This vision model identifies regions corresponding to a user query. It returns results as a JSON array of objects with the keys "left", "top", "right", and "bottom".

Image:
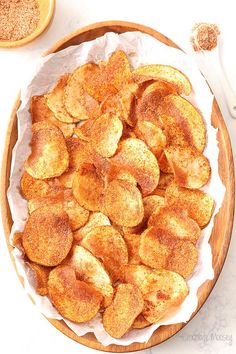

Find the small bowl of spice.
[{"left": 0, "top": 0, "right": 55, "bottom": 48}]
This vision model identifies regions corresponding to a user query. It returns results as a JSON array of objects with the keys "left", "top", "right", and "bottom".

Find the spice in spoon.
[
  {"left": 191, "top": 23, "right": 220, "bottom": 51},
  {"left": 0, "top": 0, "right": 40, "bottom": 41}
]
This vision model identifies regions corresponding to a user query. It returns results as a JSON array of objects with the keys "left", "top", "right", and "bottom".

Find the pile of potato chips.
[{"left": 15, "top": 50, "right": 215, "bottom": 338}]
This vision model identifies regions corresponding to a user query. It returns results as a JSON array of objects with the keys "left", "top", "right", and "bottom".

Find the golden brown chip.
[
  {"left": 158, "top": 95, "right": 206, "bottom": 152},
  {"left": 90, "top": 113, "right": 123, "bottom": 157},
  {"left": 111, "top": 138, "right": 160, "bottom": 195},
  {"left": 66, "top": 246, "right": 113, "bottom": 307},
  {"left": 73, "top": 212, "right": 111, "bottom": 243},
  {"left": 165, "top": 146, "right": 211, "bottom": 189},
  {"left": 143, "top": 195, "right": 165, "bottom": 220},
  {"left": 81, "top": 225, "right": 128, "bottom": 281},
  {"left": 102, "top": 283, "right": 143, "bottom": 338},
  {"left": 25, "top": 122, "right": 69, "bottom": 179},
  {"left": 22, "top": 206, "right": 73, "bottom": 266},
  {"left": 48, "top": 266, "right": 102, "bottom": 322},
  {"left": 26, "top": 262, "right": 51, "bottom": 296},
  {"left": 132, "top": 314, "right": 151, "bottom": 329},
  {"left": 103, "top": 179, "right": 144, "bottom": 227},
  {"left": 73, "top": 119, "right": 95, "bottom": 141},
  {"left": 158, "top": 172, "right": 174, "bottom": 190},
  {"left": 46, "top": 75, "right": 79, "bottom": 123},
  {"left": 30, "top": 95, "right": 75, "bottom": 138},
  {"left": 142, "top": 81, "right": 176, "bottom": 97},
  {"left": 107, "top": 166, "right": 137, "bottom": 186},
  {"left": 165, "top": 181, "right": 214, "bottom": 228},
  {"left": 132, "top": 65, "right": 191, "bottom": 96},
  {"left": 123, "top": 233, "right": 141, "bottom": 265},
  {"left": 148, "top": 206, "right": 201, "bottom": 244},
  {"left": 63, "top": 65, "right": 101, "bottom": 120},
  {"left": 158, "top": 151, "right": 173, "bottom": 174},
  {"left": 72, "top": 163, "right": 105, "bottom": 211},
  {"left": 20, "top": 172, "right": 51, "bottom": 200}
]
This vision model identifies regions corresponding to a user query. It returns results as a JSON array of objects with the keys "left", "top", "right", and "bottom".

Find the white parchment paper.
[{"left": 7, "top": 31, "right": 225, "bottom": 346}]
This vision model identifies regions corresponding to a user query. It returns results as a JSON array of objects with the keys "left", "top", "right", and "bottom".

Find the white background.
[{"left": 0, "top": 1, "right": 235, "bottom": 353}]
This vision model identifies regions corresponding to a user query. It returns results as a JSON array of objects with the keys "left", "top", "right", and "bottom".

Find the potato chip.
[
  {"left": 119, "top": 264, "right": 153, "bottom": 287},
  {"left": 158, "top": 172, "right": 174, "bottom": 190},
  {"left": 81, "top": 225, "right": 128, "bottom": 281},
  {"left": 72, "top": 163, "right": 105, "bottom": 211},
  {"left": 103, "top": 179, "right": 144, "bottom": 227},
  {"left": 48, "top": 266, "right": 102, "bottom": 323},
  {"left": 165, "top": 181, "right": 214, "bottom": 227},
  {"left": 107, "top": 166, "right": 137, "bottom": 186},
  {"left": 73, "top": 119, "right": 95, "bottom": 141},
  {"left": 158, "top": 95, "right": 206, "bottom": 152},
  {"left": 148, "top": 206, "right": 201, "bottom": 244},
  {"left": 30, "top": 95, "right": 75, "bottom": 138},
  {"left": 134, "top": 120, "right": 166, "bottom": 158},
  {"left": 26, "top": 262, "right": 51, "bottom": 296},
  {"left": 25, "top": 122, "right": 69, "bottom": 179},
  {"left": 66, "top": 246, "right": 113, "bottom": 307},
  {"left": 64, "top": 65, "right": 101, "bottom": 119},
  {"left": 142, "top": 81, "right": 176, "bottom": 97},
  {"left": 123, "top": 233, "right": 141, "bottom": 265},
  {"left": 20, "top": 171, "right": 51, "bottom": 200},
  {"left": 132, "top": 65, "right": 191, "bottom": 96},
  {"left": 90, "top": 113, "right": 123, "bottom": 157},
  {"left": 158, "top": 151, "right": 173, "bottom": 174},
  {"left": 103, "top": 283, "right": 143, "bottom": 338},
  {"left": 111, "top": 138, "right": 160, "bottom": 195},
  {"left": 165, "top": 146, "right": 211, "bottom": 189},
  {"left": 132, "top": 314, "right": 151, "bottom": 329},
  {"left": 73, "top": 212, "right": 111, "bottom": 243},
  {"left": 143, "top": 195, "right": 165, "bottom": 221},
  {"left": 22, "top": 206, "right": 73, "bottom": 266}
]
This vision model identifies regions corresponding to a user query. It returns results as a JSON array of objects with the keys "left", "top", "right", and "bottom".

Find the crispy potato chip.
[
  {"left": 103, "top": 179, "right": 144, "bottom": 227},
  {"left": 72, "top": 163, "right": 105, "bottom": 211},
  {"left": 73, "top": 212, "right": 111, "bottom": 243},
  {"left": 81, "top": 225, "right": 128, "bottom": 281},
  {"left": 132, "top": 65, "right": 191, "bottom": 96},
  {"left": 22, "top": 206, "right": 73, "bottom": 266},
  {"left": 48, "top": 266, "right": 102, "bottom": 322},
  {"left": 66, "top": 246, "right": 113, "bottom": 307},
  {"left": 111, "top": 138, "right": 160, "bottom": 195},
  {"left": 46, "top": 75, "right": 79, "bottom": 123},
  {"left": 25, "top": 122, "right": 69, "bottom": 179},
  {"left": 148, "top": 206, "right": 201, "bottom": 244},
  {"left": 107, "top": 166, "right": 137, "bottom": 186},
  {"left": 134, "top": 120, "right": 166, "bottom": 158},
  {"left": 30, "top": 95, "right": 75, "bottom": 138},
  {"left": 20, "top": 171, "right": 51, "bottom": 200},
  {"left": 132, "top": 314, "right": 150, "bottom": 329},
  {"left": 165, "top": 181, "right": 214, "bottom": 227},
  {"left": 103, "top": 283, "right": 143, "bottom": 338},
  {"left": 63, "top": 65, "right": 101, "bottom": 120},
  {"left": 158, "top": 95, "right": 206, "bottom": 152},
  {"left": 158, "top": 172, "right": 174, "bottom": 190},
  {"left": 158, "top": 151, "right": 173, "bottom": 174},
  {"left": 143, "top": 195, "right": 165, "bottom": 221},
  {"left": 120, "top": 265, "right": 188, "bottom": 323},
  {"left": 123, "top": 233, "right": 141, "bottom": 265},
  {"left": 165, "top": 146, "right": 211, "bottom": 189},
  {"left": 73, "top": 119, "right": 95, "bottom": 141},
  {"left": 142, "top": 81, "right": 176, "bottom": 97},
  {"left": 90, "top": 113, "right": 123, "bottom": 157},
  {"left": 26, "top": 262, "right": 50, "bottom": 296}
]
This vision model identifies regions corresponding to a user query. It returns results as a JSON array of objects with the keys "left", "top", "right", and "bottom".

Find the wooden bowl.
[
  {"left": 0, "top": 0, "right": 55, "bottom": 48},
  {"left": 1, "top": 21, "right": 235, "bottom": 352}
]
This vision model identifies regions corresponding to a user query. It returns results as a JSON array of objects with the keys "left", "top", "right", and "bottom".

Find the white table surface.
[{"left": 0, "top": 1, "right": 235, "bottom": 353}]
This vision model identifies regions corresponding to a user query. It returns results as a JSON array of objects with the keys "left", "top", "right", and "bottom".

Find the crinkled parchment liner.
[{"left": 7, "top": 32, "right": 225, "bottom": 346}]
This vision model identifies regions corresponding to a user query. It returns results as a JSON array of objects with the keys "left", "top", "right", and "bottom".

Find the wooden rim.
[{"left": 1, "top": 21, "right": 235, "bottom": 352}]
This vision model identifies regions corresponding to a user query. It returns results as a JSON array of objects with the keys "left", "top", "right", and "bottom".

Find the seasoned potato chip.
[
  {"left": 103, "top": 179, "right": 144, "bottom": 227},
  {"left": 158, "top": 95, "right": 206, "bottom": 152},
  {"left": 103, "top": 283, "right": 143, "bottom": 338},
  {"left": 72, "top": 163, "right": 105, "bottom": 211},
  {"left": 73, "top": 212, "right": 110, "bottom": 243},
  {"left": 73, "top": 119, "right": 95, "bottom": 141},
  {"left": 132, "top": 65, "right": 191, "bottom": 96},
  {"left": 123, "top": 233, "right": 141, "bottom": 265},
  {"left": 26, "top": 262, "right": 50, "bottom": 296},
  {"left": 158, "top": 172, "right": 174, "bottom": 190},
  {"left": 166, "top": 181, "right": 214, "bottom": 228},
  {"left": 81, "top": 225, "right": 128, "bottom": 281},
  {"left": 119, "top": 264, "right": 153, "bottom": 287},
  {"left": 111, "top": 138, "right": 160, "bottom": 195},
  {"left": 64, "top": 65, "right": 101, "bottom": 120},
  {"left": 134, "top": 120, "right": 166, "bottom": 158},
  {"left": 22, "top": 206, "right": 73, "bottom": 266},
  {"left": 165, "top": 146, "right": 211, "bottom": 189},
  {"left": 142, "top": 81, "right": 176, "bottom": 97},
  {"left": 132, "top": 314, "right": 151, "bottom": 329},
  {"left": 20, "top": 171, "right": 51, "bottom": 200},
  {"left": 46, "top": 75, "right": 79, "bottom": 123},
  {"left": 48, "top": 266, "right": 102, "bottom": 322},
  {"left": 66, "top": 246, "right": 113, "bottom": 307},
  {"left": 25, "top": 122, "right": 69, "bottom": 179},
  {"left": 107, "top": 166, "right": 137, "bottom": 186},
  {"left": 148, "top": 206, "right": 201, "bottom": 244},
  {"left": 143, "top": 195, "right": 165, "bottom": 220},
  {"left": 158, "top": 151, "right": 173, "bottom": 174},
  {"left": 90, "top": 113, "right": 123, "bottom": 157},
  {"left": 30, "top": 95, "right": 75, "bottom": 138}
]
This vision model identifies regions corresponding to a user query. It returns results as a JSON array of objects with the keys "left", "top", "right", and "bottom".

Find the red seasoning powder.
[
  {"left": 191, "top": 23, "right": 220, "bottom": 51},
  {"left": 0, "top": 0, "right": 40, "bottom": 41}
]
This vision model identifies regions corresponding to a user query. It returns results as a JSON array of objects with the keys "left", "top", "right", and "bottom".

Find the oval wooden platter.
[{"left": 1, "top": 21, "right": 235, "bottom": 352}]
